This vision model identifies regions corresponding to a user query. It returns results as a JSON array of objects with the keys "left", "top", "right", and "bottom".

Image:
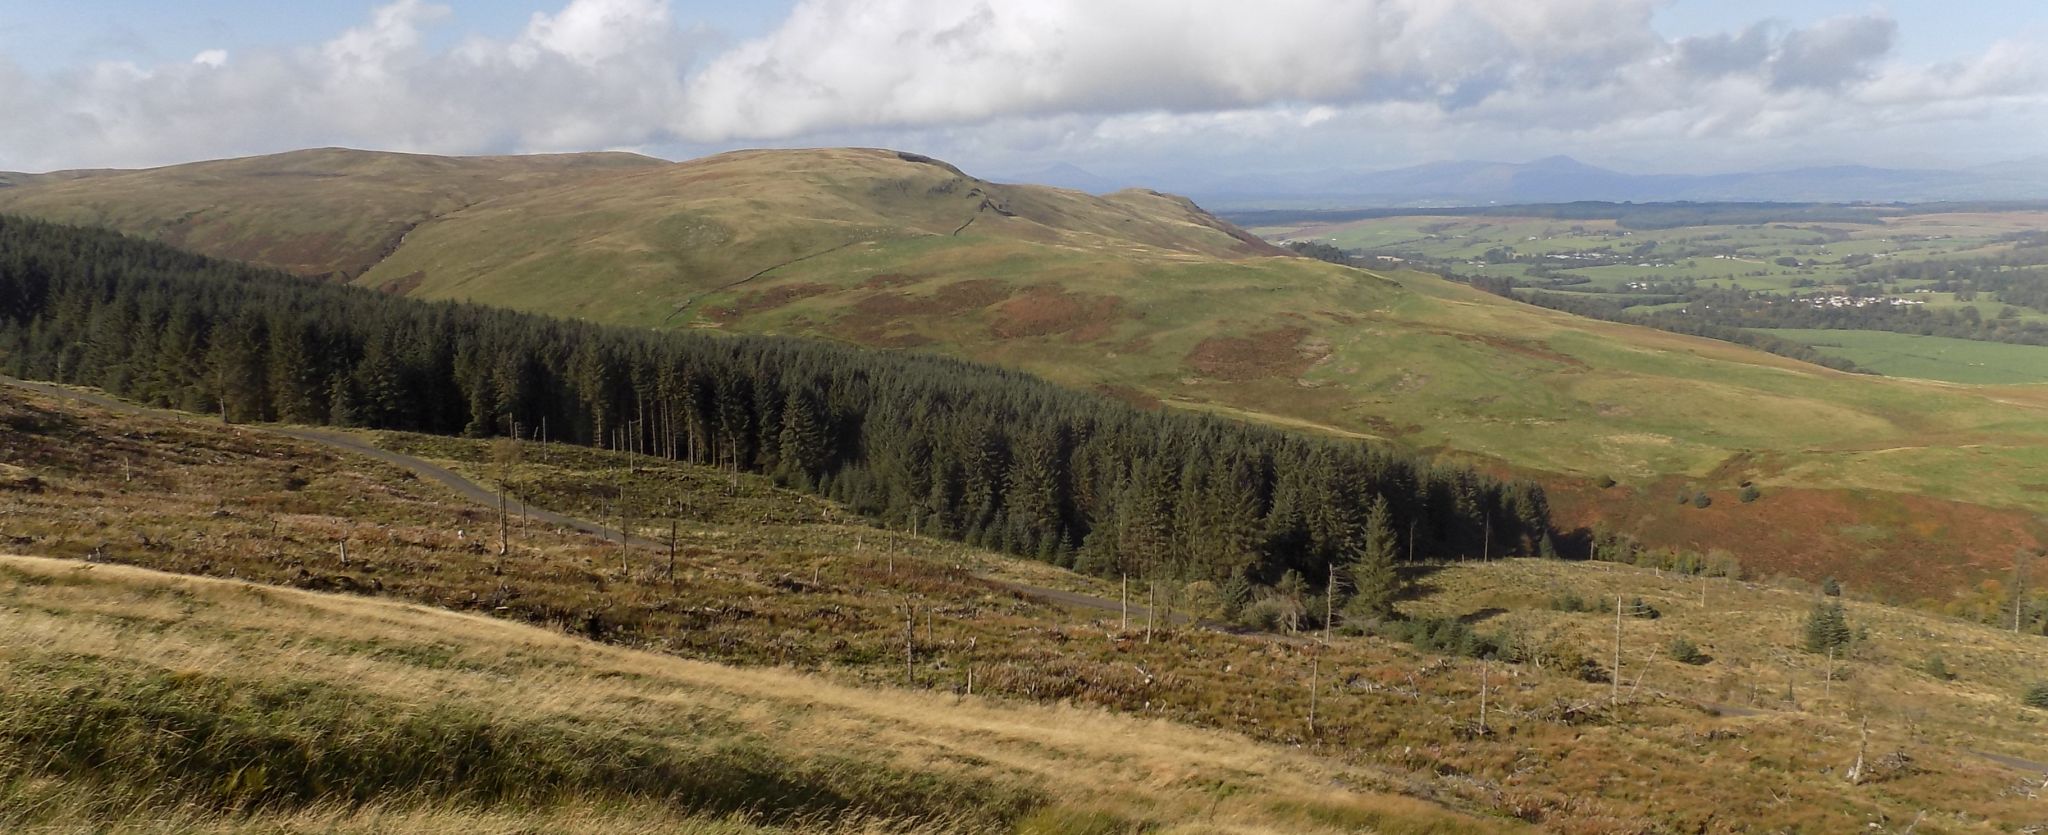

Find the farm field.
[
  {"left": 1255, "top": 209, "right": 2044, "bottom": 294},
  {"left": 9, "top": 381, "right": 2048, "bottom": 832},
  {"left": 1753, "top": 328, "right": 2048, "bottom": 384}
]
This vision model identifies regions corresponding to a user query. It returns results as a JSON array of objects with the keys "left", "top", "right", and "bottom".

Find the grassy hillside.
[
  {"left": 0, "top": 148, "right": 663, "bottom": 277},
  {"left": 354, "top": 147, "right": 1281, "bottom": 324},
  {"left": 2, "top": 555, "right": 1515, "bottom": 834},
  {"left": 8, "top": 147, "right": 2048, "bottom": 596},
  {"left": 10, "top": 381, "right": 2048, "bottom": 831}
]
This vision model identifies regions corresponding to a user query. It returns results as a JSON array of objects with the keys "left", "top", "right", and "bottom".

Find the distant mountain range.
[{"left": 1002, "top": 155, "right": 2048, "bottom": 209}]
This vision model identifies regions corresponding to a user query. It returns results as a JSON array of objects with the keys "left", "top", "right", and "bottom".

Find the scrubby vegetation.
[{"left": 9, "top": 385, "right": 2048, "bottom": 830}]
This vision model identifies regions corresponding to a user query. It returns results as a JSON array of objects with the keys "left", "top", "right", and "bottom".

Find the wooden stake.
[
  {"left": 904, "top": 602, "right": 916, "bottom": 684},
  {"left": 1121, "top": 574, "right": 1129, "bottom": 632}
]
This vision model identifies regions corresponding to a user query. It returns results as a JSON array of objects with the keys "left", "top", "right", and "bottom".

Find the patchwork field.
[
  {"left": 1753, "top": 328, "right": 2048, "bottom": 385},
  {"left": 1256, "top": 209, "right": 2048, "bottom": 297}
]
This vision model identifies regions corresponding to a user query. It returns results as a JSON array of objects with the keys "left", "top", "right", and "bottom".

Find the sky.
[{"left": 1, "top": 1, "right": 2043, "bottom": 180}]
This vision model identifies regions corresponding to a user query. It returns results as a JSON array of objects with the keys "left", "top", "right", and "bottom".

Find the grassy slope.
[
  {"left": 0, "top": 147, "right": 664, "bottom": 277},
  {"left": 1, "top": 555, "right": 1504, "bottom": 835},
  {"left": 354, "top": 147, "right": 1280, "bottom": 325},
  {"left": 8, "top": 147, "right": 2048, "bottom": 591},
  {"left": 9, "top": 383, "right": 2048, "bottom": 831}
]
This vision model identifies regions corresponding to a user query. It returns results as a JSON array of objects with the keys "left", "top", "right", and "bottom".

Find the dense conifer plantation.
[{"left": 0, "top": 214, "right": 1554, "bottom": 591}]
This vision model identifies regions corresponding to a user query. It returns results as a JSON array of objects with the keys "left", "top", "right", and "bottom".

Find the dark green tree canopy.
[{"left": 0, "top": 213, "right": 1554, "bottom": 584}]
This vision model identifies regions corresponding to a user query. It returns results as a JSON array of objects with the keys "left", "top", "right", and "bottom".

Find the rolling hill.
[
  {"left": 4, "top": 146, "right": 2048, "bottom": 598},
  {"left": 0, "top": 147, "right": 664, "bottom": 278}
]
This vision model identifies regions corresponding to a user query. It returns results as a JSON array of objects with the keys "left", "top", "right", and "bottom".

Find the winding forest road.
[{"left": 10, "top": 376, "right": 2048, "bottom": 776}]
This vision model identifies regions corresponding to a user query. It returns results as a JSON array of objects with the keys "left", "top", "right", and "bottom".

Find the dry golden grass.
[{"left": 0, "top": 554, "right": 1509, "bottom": 834}]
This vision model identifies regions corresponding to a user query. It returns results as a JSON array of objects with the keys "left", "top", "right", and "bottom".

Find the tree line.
[{"left": 0, "top": 214, "right": 1556, "bottom": 601}]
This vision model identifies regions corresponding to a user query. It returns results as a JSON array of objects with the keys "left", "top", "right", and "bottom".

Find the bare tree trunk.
[
  {"left": 1825, "top": 645, "right": 1835, "bottom": 700},
  {"left": 1480, "top": 659, "right": 1490, "bottom": 734},
  {"left": 498, "top": 488, "right": 508, "bottom": 558},
  {"left": 1613, "top": 596, "right": 1624, "bottom": 705},
  {"left": 1121, "top": 574, "right": 1129, "bottom": 632},
  {"left": 1146, "top": 585, "right": 1155, "bottom": 644},
  {"left": 2016, "top": 549, "right": 2028, "bottom": 633},
  {"left": 1324, "top": 562, "right": 1336, "bottom": 645},
  {"left": 1847, "top": 715, "right": 1869, "bottom": 784},
  {"left": 1308, "top": 650, "right": 1319, "bottom": 739}
]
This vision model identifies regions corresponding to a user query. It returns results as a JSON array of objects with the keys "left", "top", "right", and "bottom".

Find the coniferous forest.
[{"left": 0, "top": 214, "right": 1554, "bottom": 592}]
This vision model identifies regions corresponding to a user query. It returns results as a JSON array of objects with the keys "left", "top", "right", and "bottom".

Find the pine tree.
[{"left": 1344, "top": 494, "right": 1400, "bottom": 623}]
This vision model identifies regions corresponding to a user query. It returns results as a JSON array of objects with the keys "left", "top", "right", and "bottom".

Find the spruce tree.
[
  {"left": 1344, "top": 494, "right": 1400, "bottom": 623},
  {"left": 1804, "top": 601, "right": 1852, "bottom": 653},
  {"left": 776, "top": 386, "right": 828, "bottom": 488}
]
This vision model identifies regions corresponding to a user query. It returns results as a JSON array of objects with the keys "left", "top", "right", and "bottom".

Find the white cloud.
[
  {"left": 0, "top": 0, "right": 708, "bottom": 170},
  {"left": 0, "top": 0, "right": 2041, "bottom": 174},
  {"left": 675, "top": 0, "right": 1665, "bottom": 140}
]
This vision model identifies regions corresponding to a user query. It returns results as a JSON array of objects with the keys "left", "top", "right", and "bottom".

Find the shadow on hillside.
[
  {"left": 1395, "top": 563, "right": 1449, "bottom": 602},
  {"left": 1457, "top": 607, "right": 1508, "bottom": 625}
]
